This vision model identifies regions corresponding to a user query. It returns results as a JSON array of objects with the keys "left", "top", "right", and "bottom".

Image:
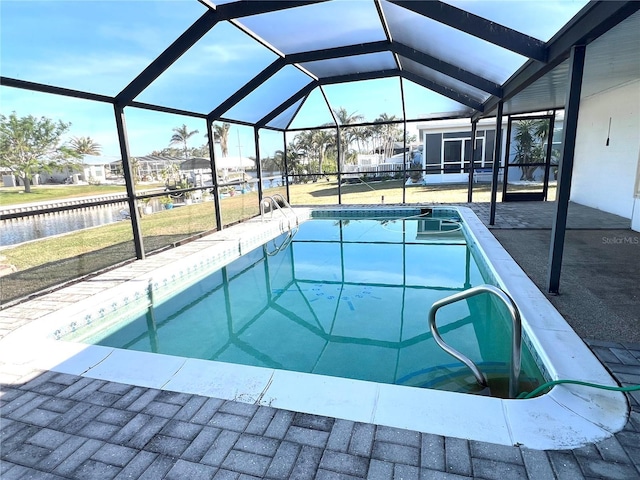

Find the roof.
[
  {"left": 2, "top": 1, "right": 639, "bottom": 131},
  {"left": 80, "top": 155, "right": 122, "bottom": 166}
]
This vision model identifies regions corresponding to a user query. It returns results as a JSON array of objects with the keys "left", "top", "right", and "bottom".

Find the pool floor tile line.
[{"left": 1, "top": 340, "right": 639, "bottom": 479}]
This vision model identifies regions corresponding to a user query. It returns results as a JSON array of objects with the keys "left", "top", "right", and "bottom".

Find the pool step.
[{"left": 399, "top": 363, "right": 541, "bottom": 399}]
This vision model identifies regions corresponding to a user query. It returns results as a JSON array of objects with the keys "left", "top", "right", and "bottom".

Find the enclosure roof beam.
[
  {"left": 209, "top": 42, "right": 393, "bottom": 122},
  {"left": 257, "top": 82, "right": 317, "bottom": 128},
  {"left": 286, "top": 41, "right": 391, "bottom": 64},
  {"left": 115, "top": 10, "right": 220, "bottom": 105},
  {"left": 129, "top": 101, "right": 208, "bottom": 119},
  {"left": 400, "top": 71, "right": 484, "bottom": 112},
  {"left": 218, "top": 116, "right": 263, "bottom": 128},
  {"left": 257, "top": 65, "right": 488, "bottom": 129},
  {"left": 258, "top": 70, "right": 401, "bottom": 128},
  {"left": 475, "top": 0, "right": 640, "bottom": 120},
  {"left": 374, "top": 0, "right": 402, "bottom": 71},
  {"left": 388, "top": 0, "right": 547, "bottom": 62},
  {"left": 215, "top": 0, "right": 331, "bottom": 20},
  {"left": 1, "top": 77, "right": 114, "bottom": 104},
  {"left": 319, "top": 69, "right": 399, "bottom": 86},
  {"left": 209, "top": 58, "right": 287, "bottom": 120},
  {"left": 391, "top": 42, "right": 503, "bottom": 97},
  {"left": 116, "top": 1, "right": 326, "bottom": 106}
]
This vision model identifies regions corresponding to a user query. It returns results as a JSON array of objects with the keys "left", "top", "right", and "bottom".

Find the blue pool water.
[{"left": 78, "top": 215, "right": 544, "bottom": 396}]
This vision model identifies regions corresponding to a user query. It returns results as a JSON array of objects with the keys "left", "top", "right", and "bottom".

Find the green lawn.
[
  {"left": 0, "top": 183, "right": 165, "bottom": 206},
  {"left": 287, "top": 178, "right": 556, "bottom": 205}
]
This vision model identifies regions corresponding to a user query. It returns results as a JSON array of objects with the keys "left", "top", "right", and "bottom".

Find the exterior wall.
[
  {"left": 417, "top": 118, "right": 506, "bottom": 185},
  {"left": 571, "top": 80, "right": 640, "bottom": 223},
  {"left": 632, "top": 199, "right": 640, "bottom": 232},
  {"left": 633, "top": 153, "right": 640, "bottom": 232}
]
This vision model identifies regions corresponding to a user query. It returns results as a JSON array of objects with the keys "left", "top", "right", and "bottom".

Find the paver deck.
[
  {"left": 1, "top": 340, "right": 639, "bottom": 479},
  {"left": 2, "top": 202, "right": 639, "bottom": 479}
]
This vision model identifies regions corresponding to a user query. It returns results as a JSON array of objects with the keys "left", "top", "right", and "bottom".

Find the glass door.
[
  {"left": 443, "top": 139, "right": 463, "bottom": 174},
  {"left": 502, "top": 115, "right": 555, "bottom": 202}
]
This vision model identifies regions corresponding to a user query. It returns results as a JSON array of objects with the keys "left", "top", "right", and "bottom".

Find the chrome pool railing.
[
  {"left": 428, "top": 284, "right": 522, "bottom": 398},
  {"left": 261, "top": 194, "right": 299, "bottom": 256},
  {"left": 264, "top": 228, "right": 297, "bottom": 256},
  {"left": 260, "top": 194, "right": 298, "bottom": 231}
]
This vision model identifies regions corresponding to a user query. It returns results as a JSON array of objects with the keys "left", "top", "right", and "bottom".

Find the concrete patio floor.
[{"left": 1, "top": 201, "right": 639, "bottom": 479}]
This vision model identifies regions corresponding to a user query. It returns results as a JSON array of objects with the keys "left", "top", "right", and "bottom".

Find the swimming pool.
[
  {"left": 0, "top": 206, "right": 627, "bottom": 448},
  {"left": 62, "top": 213, "right": 545, "bottom": 397}
]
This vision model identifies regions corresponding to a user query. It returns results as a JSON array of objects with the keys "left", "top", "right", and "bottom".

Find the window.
[
  {"left": 443, "top": 139, "right": 463, "bottom": 173},
  {"left": 442, "top": 131, "right": 486, "bottom": 174}
]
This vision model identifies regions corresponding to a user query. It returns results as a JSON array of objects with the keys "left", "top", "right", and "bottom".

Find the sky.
[{"left": 0, "top": 0, "right": 588, "bottom": 158}]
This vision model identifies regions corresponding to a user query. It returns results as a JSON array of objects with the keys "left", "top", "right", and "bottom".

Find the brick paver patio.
[{"left": 1, "top": 339, "right": 639, "bottom": 479}]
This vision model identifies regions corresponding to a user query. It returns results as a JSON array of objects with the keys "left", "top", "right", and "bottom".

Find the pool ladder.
[
  {"left": 260, "top": 194, "right": 298, "bottom": 231},
  {"left": 261, "top": 194, "right": 299, "bottom": 256},
  {"left": 428, "top": 284, "right": 522, "bottom": 398}
]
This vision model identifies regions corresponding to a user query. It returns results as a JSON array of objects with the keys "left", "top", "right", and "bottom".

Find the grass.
[
  {"left": 1, "top": 193, "right": 264, "bottom": 272},
  {"left": 0, "top": 183, "right": 165, "bottom": 206},
  {"left": 287, "top": 178, "right": 556, "bottom": 205}
]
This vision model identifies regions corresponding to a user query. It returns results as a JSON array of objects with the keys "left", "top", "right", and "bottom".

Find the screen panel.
[{"left": 1, "top": 0, "right": 207, "bottom": 95}]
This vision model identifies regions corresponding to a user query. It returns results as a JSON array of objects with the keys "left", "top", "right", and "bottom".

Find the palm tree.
[
  {"left": 281, "top": 142, "right": 304, "bottom": 179},
  {"left": 513, "top": 119, "right": 548, "bottom": 181},
  {"left": 212, "top": 122, "right": 231, "bottom": 158},
  {"left": 333, "top": 107, "right": 363, "bottom": 126},
  {"left": 292, "top": 130, "right": 315, "bottom": 175},
  {"left": 374, "top": 113, "right": 402, "bottom": 160},
  {"left": 332, "top": 108, "right": 364, "bottom": 170},
  {"left": 351, "top": 126, "right": 371, "bottom": 154},
  {"left": 69, "top": 136, "right": 101, "bottom": 155},
  {"left": 313, "top": 129, "right": 335, "bottom": 176},
  {"left": 170, "top": 124, "right": 199, "bottom": 159}
]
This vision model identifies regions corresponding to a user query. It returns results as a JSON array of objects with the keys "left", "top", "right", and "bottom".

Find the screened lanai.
[{"left": 1, "top": 0, "right": 639, "bottom": 303}]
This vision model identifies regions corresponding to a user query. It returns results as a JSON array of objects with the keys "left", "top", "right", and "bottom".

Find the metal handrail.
[
  {"left": 271, "top": 193, "right": 298, "bottom": 228},
  {"left": 260, "top": 194, "right": 298, "bottom": 231},
  {"left": 264, "top": 229, "right": 296, "bottom": 256},
  {"left": 428, "top": 284, "right": 522, "bottom": 398}
]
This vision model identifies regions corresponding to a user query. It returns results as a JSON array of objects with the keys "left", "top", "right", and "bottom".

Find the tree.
[
  {"left": 70, "top": 136, "right": 101, "bottom": 156},
  {"left": 170, "top": 124, "right": 199, "bottom": 159},
  {"left": 513, "top": 119, "right": 549, "bottom": 181},
  {"left": 292, "top": 129, "right": 336, "bottom": 179},
  {"left": 160, "top": 162, "right": 180, "bottom": 186},
  {"left": 212, "top": 122, "right": 231, "bottom": 158},
  {"left": 312, "top": 129, "right": 335, "bottom": 177},
  {"left": 373, "top": 113, "right": 402, "bottom": 160},
  {"left": 333, "top": 107, "right": 363, "bottom": 126},
  {"left": 282, "top": 142, "right": 305, "bottom": 179},
  {"left": 0, "top": 112, "right": 79, "bottom": 193},
  {"left": 191, "top": 144, "right": 209, "bottom": 158},
  {"left": 333, "top": 108, "right": 363, "bottom": 169}
]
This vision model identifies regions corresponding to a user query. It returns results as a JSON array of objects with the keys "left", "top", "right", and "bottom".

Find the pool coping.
[{"left": 0, "top": 206, "right": 628, "bottom": 450}]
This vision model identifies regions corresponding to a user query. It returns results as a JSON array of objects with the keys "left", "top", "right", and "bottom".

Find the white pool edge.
[{"left": 0, "top": 206, "right": 628, "bottom": 450}]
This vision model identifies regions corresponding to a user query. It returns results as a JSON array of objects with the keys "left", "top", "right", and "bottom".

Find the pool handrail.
[
  {"left": 428, "top": 284, "right": 522, "bottom": 398},
  {"left": 264, "top": 227, "right": 297, "bottom": 256},
  {"left": 260, "top": 194, "right": 298, "bottom": 231}
]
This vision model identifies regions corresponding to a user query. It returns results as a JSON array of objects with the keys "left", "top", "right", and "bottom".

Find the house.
[{"left": 415, "top": 112, "right": 566, "bottom": 187}]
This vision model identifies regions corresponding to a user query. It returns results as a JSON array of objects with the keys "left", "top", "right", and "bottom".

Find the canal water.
[
  {"left": 1, "top": 202, "right": 130, "bottom": 247},
  {"left": 2, "top": 175, "right": 286, "bottom": 248}
]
